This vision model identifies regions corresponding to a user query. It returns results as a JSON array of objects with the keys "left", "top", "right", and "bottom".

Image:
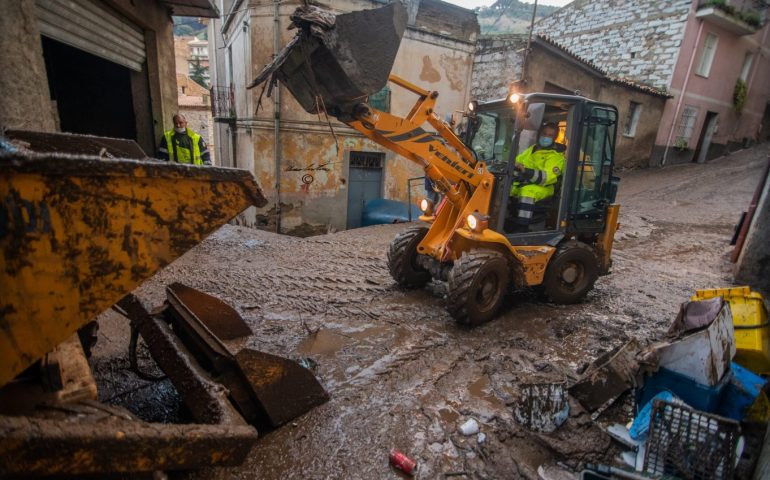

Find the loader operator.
[
  {"left": 158, "top": 114, "right": 211, "bottom": 165},
  {"left": 508, "top": 122, "right": 565, "bottom": 232}
]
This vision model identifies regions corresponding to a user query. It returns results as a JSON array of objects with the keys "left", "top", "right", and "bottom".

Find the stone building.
[
  {"left": 0, "top": 0, "right": 216, "bottom": 156},
  {"left": 534, "top": 0, "right": 770, "bottom": 166},
  {"left": 472, "top": 34, "right": 670, "bottom": 169},
  {"left": 209, "top": 0, "right": 478, "bottom": 235}
]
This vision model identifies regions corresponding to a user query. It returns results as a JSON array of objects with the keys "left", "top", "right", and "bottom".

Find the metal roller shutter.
[{"left": 36, "top": 0, "right": 146, "bottom": 72}]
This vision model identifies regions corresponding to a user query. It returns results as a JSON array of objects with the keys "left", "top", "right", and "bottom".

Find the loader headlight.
[
  {"left": 468, "top": 100, "right": 478, "bottom": 112},
  {"left": 509, "top": 93, "right": 521, "bottom": 104},
  {"left": 419, "top": 198, "right": 434, "bottom": 215},
  {"left": 466, "top": 212, "right": 488, "bottom": 233}
]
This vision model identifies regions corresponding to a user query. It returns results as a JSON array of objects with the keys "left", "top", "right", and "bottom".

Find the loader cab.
[{"left": 468, "top": 94, "right": 619, "bottom": 246}]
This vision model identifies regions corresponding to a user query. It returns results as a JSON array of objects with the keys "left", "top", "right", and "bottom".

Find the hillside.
[
  {"left": 173, "top": 17, "right": 207, "bottom": 38},
  {"left": 477, "top": 0, "right": 560, "bottom": 35}
]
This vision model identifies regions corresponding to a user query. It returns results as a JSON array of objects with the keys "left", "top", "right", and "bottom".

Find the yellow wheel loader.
[{"left": 252, "top": 2, "right": 621, "bottom": 326}]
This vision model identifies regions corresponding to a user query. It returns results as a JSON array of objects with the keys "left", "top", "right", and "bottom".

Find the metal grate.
[
  {"left": 643, "top": 400, "right": 740, "bottom": 480},
  {"left": 350, "top": 151, "right": 385, "bottom": 169},
  {"left": 675, "top": 106, "right": 699, "bottom": 146},
  {"left": 210, "top": 85, "right": 235, "bottom": 119}
]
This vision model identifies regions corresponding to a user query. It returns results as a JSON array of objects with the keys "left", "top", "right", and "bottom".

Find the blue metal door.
[{"left": 347, "top": 152, "right": 384, "bottom": 229}]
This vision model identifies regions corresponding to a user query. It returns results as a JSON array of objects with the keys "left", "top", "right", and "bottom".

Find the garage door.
[{"left": 36, "top": 0, "right": 146, "bottom": 71}]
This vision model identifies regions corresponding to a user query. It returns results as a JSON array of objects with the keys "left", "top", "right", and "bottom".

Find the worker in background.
[
  {"left": 158, "top": 114, "right": 211, "bottom": 165},
  {"left": 508, "top": 122, "right": 565, "bottom": 232}
]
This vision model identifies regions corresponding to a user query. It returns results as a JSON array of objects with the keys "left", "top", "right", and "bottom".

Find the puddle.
[
  {"left": 438, "top": 408, "right": 459, "bottom": 427},
  {"left": 296, "top": 329, "right": 351, "bottom": 355},
  {"left": 468, "top": 375, "right": 504, "bottom": 408}
]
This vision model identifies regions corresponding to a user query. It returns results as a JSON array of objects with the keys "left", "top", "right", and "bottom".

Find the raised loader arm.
[{"left": 342, "top": 74, "right": 483, "bottom": 209}]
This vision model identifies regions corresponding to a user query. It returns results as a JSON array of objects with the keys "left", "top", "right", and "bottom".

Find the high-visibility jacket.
[
  {"left": 509, "top": 145, "right": 565, "bottom": 202},
  {"left": 163, "top": 129, "right": 203, "bottom": 165}
]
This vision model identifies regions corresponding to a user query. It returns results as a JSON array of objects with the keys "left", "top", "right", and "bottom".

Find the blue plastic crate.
[
  {"left": 636, "top": 366, "right": 730, "bottom": 414},
  {"left": 717, "top": 362, "right": 767, "bottom": 421}
]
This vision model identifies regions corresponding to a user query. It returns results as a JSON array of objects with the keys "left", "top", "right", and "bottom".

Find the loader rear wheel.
[
  {"left": 447, "top": 250, "right": 510, "bottom": 326},
  {"left": 542, "top": 241, "right": 599, "bottom": 304},
  {"left": 388, "top": 226, "right": 431, "bottom": 288}
]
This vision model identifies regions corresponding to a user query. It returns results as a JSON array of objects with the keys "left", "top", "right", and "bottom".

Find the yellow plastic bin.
[{"left": 693, "top": 287, "right": 770, "bottom": 374}]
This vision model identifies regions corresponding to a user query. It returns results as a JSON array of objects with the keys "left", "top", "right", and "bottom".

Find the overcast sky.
[{"left": 443, "top": 0, "right": 572, "bottom": 9}]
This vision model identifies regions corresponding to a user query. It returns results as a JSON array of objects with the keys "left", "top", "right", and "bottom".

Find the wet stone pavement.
[{"left": 90, "top": 144, "right": 769, "bottom": 479}]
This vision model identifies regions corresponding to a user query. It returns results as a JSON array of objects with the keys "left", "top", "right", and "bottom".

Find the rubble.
[{"left": 85, "top": 145, "right": 769, "bottom": 478}]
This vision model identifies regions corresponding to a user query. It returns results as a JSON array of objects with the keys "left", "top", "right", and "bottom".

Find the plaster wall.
[
  {"left": 217, "top": 0, "right": 476, "bottom": 233},
  {"left": 652, "top": 12, "right": 770, "bottom": 165},
  {"left": 0, "top": 0, "right": 57, "bottom": 132}
]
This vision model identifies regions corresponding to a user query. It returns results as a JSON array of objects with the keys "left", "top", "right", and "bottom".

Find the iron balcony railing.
[{"left": 210, "top": 85, "right": 235, "bottom": 120}]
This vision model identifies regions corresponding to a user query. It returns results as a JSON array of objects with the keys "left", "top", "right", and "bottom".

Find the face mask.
[
  {"left": 538, "top": 136, "right": 554, "bottom": 148},
  {"left": 174, "top": 127, "right": 186, "bottom": 134}
]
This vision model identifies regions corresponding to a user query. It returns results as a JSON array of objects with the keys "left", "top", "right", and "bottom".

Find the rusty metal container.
[{"left": 0, "top": 151, "right": 266, "bottom": 387}]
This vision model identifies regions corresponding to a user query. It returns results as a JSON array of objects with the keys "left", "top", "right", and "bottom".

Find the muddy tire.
[
  {"left": 388, "top": 226, "right": 431, "bottom": 288},
  {"left": 447, "top": 250, "right": 510, "bottom": 326},
  {"left": 542, "top": 241, "right": 599, "bottom": 304}
]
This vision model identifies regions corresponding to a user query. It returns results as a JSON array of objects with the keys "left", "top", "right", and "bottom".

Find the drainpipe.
[
  {"left": 662, "top": 18, "right": 703, "bottom": 166},
  {"left": 273, "top": 0, "right": 282, "bottom": 233}
]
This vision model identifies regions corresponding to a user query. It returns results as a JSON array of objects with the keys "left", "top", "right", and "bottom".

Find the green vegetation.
[
  {"left": 173, "top": 17, "right": 207, "bottom": 37},
  {"left": 705, "top": 0, "right": 763, "bottom": 28},
  {"left": 190, "top": 58, "right": 208, "bottom": 88},
  {"left": 477, "top": 0, "right": 559, "bottom": 35},
  {"left": 733, "top": 78, "right": 747, "bottom": 114}
]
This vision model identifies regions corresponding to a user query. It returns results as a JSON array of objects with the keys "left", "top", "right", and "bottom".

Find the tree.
[{"left": 190, "top": 57, "right": 208, "bottom": 88}]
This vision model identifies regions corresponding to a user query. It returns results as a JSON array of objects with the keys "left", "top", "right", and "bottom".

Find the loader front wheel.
[
  {"left": 542, "top": 241, "right": 599, "bottom": 304},
  {"left": 447, "top": 250, "right": 510, "bottom": 326},
  {"left": 388, "top": 226, "right": 431, "bottom": 288}
]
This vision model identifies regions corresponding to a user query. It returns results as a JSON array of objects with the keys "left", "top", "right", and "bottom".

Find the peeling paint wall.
[{"left": 212, "top": 0, "right": 478, "bottom": 234}]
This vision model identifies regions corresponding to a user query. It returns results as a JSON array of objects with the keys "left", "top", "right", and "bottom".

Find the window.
[
  {"left": 623, "top": 101, "right": 642, "bottom": 137},
  {"left": 675, "top": 106, "right": 699, "bottom": 147},
  {"left": 349, "top": 151, "right": 384, "bottom": 169},
  {"left": 695, "top": 33, "right": 718, "bottom": 77},
  {"left": 572, "top": 107, "right": 617, "bottom": 222},
  {"left": 369, "top": 86, "right": 391, "bottom": 112},
  {"left": 740, "top": 52, "right": 754, "bottom": 82}
]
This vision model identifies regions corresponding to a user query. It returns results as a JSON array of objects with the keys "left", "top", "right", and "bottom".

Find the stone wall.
[
  {"left": 471, "top": 35, "right": 669, "bottom": 168},
  {"left": 534, "top": 0, "right": 691, "bottom": 90},
  {"left": 471, "top": 35, "right": 527, "bottom": 101}
]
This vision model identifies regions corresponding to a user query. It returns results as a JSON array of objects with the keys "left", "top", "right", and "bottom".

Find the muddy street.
[{"left": 91, "top": 144, "right": 769, "bottom": 479}]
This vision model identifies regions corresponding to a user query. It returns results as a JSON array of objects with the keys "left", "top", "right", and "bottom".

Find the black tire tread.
[
  {"left": 387, "top": 226, "right": 431, "bottom": 288},
  {"left": 543, "top": 240, "right": 599, "bottom": 304},
  {"left": 447, "top": 249, "right": 509, "bottom": 326}
]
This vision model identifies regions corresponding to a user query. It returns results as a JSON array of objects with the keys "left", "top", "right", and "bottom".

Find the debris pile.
[{"left": 564, "top": 288, "right": 770, "bottom": 479}]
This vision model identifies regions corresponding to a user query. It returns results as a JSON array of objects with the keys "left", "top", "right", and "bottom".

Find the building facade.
[
  {"left": 0, "top": 0, "right": 216, "bottom": 156},
  {"left": 472, "top": 34, "right": 670, "bottom": 169},
  {"left": 209, "top": 0, "right": 478, "bottom": 235},
  {"left": 535, "top": 0, "right": 770, "bottom": 166}
]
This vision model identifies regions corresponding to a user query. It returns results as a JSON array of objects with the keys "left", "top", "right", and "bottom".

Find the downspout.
[
  {"left": 662, "top": 18, "right": 703, "bottom": 166},
  {"left": 273, "top": 0, "right": 282, "bottom": 233}
]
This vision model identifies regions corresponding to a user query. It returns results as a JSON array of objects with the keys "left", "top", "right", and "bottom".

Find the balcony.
[
  {"left": 696, "top": 1, "right": 762, "bottom": 36},
  {"left": 210, "top": 85, "right": 235, "bottom": 121}
]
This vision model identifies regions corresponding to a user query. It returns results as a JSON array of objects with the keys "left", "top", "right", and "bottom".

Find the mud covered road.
[{"left": 92, "top": 145, "right": 769, "bottom": 479}]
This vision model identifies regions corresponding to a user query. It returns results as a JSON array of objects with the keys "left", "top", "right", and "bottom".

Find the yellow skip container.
[{"left": 693, "top": 287, "right": 770, "bottom": 374}]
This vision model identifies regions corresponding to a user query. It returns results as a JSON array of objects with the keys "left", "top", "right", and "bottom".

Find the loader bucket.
[
  {"left": 0, "top": 152, "right": 266, "bottom": 387},
  {"left": 253, "top": 2, "right": 407, "bottom": 115}
]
